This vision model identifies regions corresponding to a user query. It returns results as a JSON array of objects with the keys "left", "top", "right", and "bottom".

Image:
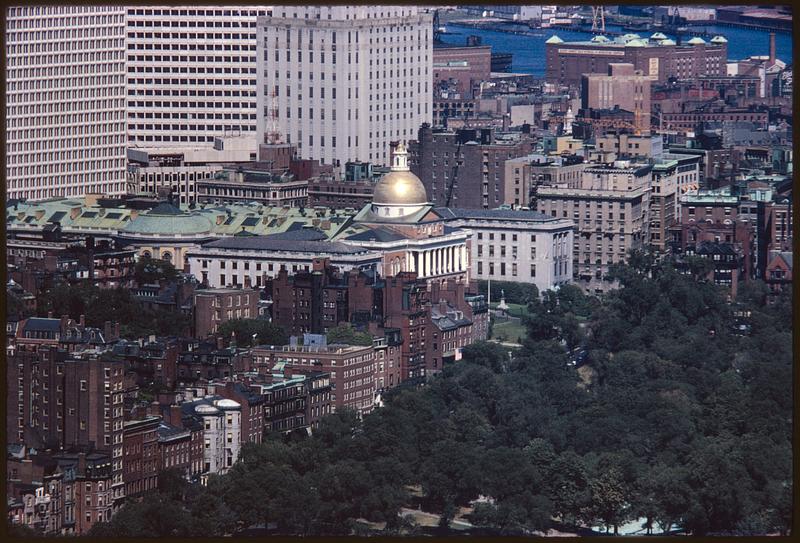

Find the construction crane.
[
  {"left": 581, "top": 116, "right": 642, "bottom": 136},
  {"left": 433, "top": 10, "right": 442, "bottom": 44},
  {"left": 591, "top": 6, "right": 605, "bottom": 33},
  {"left": 444, "top": 137, "right": 464, "bottom": 207}
]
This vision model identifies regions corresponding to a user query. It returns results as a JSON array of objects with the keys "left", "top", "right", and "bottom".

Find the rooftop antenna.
[{"left": 266, "top": 87, "right": 283, "bottom": 145}]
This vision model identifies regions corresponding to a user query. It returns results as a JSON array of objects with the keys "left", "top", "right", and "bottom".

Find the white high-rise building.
[
  {"left": 256, "top": 6, "right": 433, "bottom": 168},
  {"left": 5, "top": 5, "right": 127, "bottom": 200},
  {"left": 125, "top": 5, "right": 272, "bottom": 146}
]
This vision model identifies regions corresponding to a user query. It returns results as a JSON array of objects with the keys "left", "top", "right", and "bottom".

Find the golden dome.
[
  {"left": 373, "top": 171, "right": 429, "bottom": 205},
  {"left": 372, "top": 142, "right": 428, "bottom": 206}
]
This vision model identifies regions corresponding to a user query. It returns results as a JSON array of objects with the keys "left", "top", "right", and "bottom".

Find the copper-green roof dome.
[{"left": 121, "top": 202, "right": 213, "bottom": 235}]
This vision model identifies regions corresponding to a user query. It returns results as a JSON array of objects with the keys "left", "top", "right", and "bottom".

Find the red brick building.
[
  {"left": 55, "top": 452, "right": 115, "bottom": 535},
  {"left": 122, "top": 416, "right": 160, "bottom": 499},
  {"left": 252, "top": 343, "right": 376, "bottom": 416},
  {"left": 433, "top": 44, "right": 492, "bottom": 98},
  {"left": 765, "top": 251, "right": 792, "bottom": 293},
  {"left": 383, "top": 272, "right": 429, "bottom": 382},
  {"left": 194, "top": 286, "right": 261, "bottom": 338},
  {"left": 156, "top": 420, "right": 194, "bottom": 480},
  {"left": 545, "top": 36, "right": 727, "bottom": 86},
  {"left": 215, "top": 381, "right": 265, "bottom": 445}
]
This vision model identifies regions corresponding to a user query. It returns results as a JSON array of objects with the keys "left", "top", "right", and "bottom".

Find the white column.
[
  {"left": 425, "top": 250, "right": 431, "bottom": 278},
  {"left": 409, "top": 251, "right": 415, "bottom": 273},
  {"left": 447, "top": 246, "right": 453, "bottom": 274},
  {"left": 461, "top": 245, "right": 468, "bottom": 271}
]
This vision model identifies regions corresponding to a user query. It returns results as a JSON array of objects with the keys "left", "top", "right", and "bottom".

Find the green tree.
[
  {"left": 217, "top": 318, "right": 288, "bottom": 347},
  {"left": 325, "top": 323, "right": 374, "bottom": 346},
  {"left": 134, "top": 256, "right": 178, "bottom": 285}
]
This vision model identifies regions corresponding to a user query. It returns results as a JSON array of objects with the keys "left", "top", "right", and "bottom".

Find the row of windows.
[
  {"left": 127, "top": 33, "right": 256, "bottom": 49},
  {"left": 128, "top": 65, "right": 255, "bottom": 74},
  {"left": 129, "top": 20, "right": 256, "bottom": 30},
  {"left": 128, "top": 8, "right": 266, "bottom": 17}
]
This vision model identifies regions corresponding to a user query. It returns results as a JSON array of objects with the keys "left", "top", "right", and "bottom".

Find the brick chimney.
[
  {"left": 769, "top": 33, "right": 776, "bottom": 64},
  {"left": 169, "top": 405, "right": 184, "bottom": 429},
  {"left": 48, "top": 311, "right": 54, "bottom": 319},
  {"left": 79, "top": 314, "right": 85, "bottom": 328},
  {"left": 60, "top": 315, "right": 69, "bottom": 332}
]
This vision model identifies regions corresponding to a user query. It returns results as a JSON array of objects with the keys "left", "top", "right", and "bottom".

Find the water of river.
[{"left": 440, "top": 22, "right": 793, "bottom": 77}]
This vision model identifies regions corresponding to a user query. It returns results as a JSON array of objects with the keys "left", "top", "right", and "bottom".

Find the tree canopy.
[
  {"left": 35, "top": 283, "right": 190, "bottom": 339},
  {"left": 91, "top": 256, "right": 792, "bottom": 536}
]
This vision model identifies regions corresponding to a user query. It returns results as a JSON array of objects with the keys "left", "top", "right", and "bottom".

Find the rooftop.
[
  {"left": 435, "top": 207, "right": 557, "bottom": 222},
  {"left": 200, "top": 235, "right": 373, "bottom": 255}
]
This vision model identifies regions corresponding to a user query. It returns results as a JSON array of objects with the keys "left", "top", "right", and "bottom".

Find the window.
[
  {"left": 80, "top": 380, "right": 87, "bottom": 391},
  {"left": 530, "top": 264, "right": 536, "bottom": 277}
]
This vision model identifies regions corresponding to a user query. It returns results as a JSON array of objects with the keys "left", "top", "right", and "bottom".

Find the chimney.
[
  {"left": 169, "top": 405, "right": 184, "bottom": 429},
  {"left": 244, "top": 275, "right": 251, "bottom": 289},
  {"left": 48, "top": 311, "right": 54, "bottom": 319},
  {"left": 217, "top": 336, "right": 224, "bottom": 350},
  {"left": 104, "top": 321, "right": 112, "bottom": 339},
  {"left": 77, "top": 453, "right": 86, "bottom": 476},
  {"left": 79, "top": 314, "right": 85, "bottom": 327},
  {"left": 60, "top": 315, "right": 69, "bottom": 331},
  {"left": 115, "top": 322, "right": 121, "bottom": 338},
  {"left": 769, "top": 33, "right": 776, "bottom": 64}
]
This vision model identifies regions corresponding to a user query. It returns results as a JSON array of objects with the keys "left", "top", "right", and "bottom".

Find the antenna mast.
[{"left": 266, "top": 87, "right": 282, "bottom": 144}]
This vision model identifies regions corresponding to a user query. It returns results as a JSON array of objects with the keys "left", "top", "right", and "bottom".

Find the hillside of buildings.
[
  {"left": 5, "top": 4, "right": 793, "bottom": 538},
  {"left": 73, "top": 256, "right": 792, "bottom": 537}
]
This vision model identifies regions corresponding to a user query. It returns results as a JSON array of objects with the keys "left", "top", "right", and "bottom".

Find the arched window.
[
  {"left": 142, "top": 250, "right": 152, "bottom": 258},
  {"left": 161, "top": 251, "right": 173, "bottom": 264}
]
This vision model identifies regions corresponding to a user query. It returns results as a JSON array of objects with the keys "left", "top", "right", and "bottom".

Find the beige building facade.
[{"left": 536, "top": 162, "right": 652, "bottom": 290}]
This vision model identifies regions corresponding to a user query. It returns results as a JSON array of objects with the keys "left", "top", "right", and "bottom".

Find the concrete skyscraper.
[
  {"left": 125, "top": 5, "right": 271, "bottom": 145},
  {"left": 5, "top": 5, "right": 127, "bottom": 200},
  {"left": 256, "top": 6, "right": 433, "bottom": 167}
]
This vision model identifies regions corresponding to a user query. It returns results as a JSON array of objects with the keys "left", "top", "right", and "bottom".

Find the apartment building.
[
  {"left": 649, "top": 160, "right": 680, "bottom": 251},
  {"left": 194, "top": 286, "right": 261, "bottom": 338},
  {"left": 180, "top": 396, "right": 241, "bottom": 476},
  {"left": 252, "top": 343, "right": 376, "bottom": 416},
  {"left": 122, "top": 417, "right": 160, "bottom": 499},
  {"left": 7, "top": 347, "right": 126, "bottom": 509},
  {"left": 125, "top": 5, "right": 270, "bottom": 145},
  {"left": 5, "top": 5, "right": 127, "bottom": 200},
  {"left": 537, "top": 161, "right": 652, "bottom": 290},
  {"left": 504, "top": 154, "right": 586, "bottom": 208},
  {"left": 256, "top": 6, "right": 433, "bottom": 167}
]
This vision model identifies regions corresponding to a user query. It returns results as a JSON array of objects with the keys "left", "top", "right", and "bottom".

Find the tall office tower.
[
  {"left": 5, "top": 5, "right": 127, "bottom": 201},
  {"left": 125, "top": 5, "right": 272, "bottom": 146},
  {"left": 257, "top": 6, "right": 433, "bottom": 168}
]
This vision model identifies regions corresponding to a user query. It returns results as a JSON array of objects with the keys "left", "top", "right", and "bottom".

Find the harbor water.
[{"left": 440, "top": 22, "right": 793, "bottom": 77}]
